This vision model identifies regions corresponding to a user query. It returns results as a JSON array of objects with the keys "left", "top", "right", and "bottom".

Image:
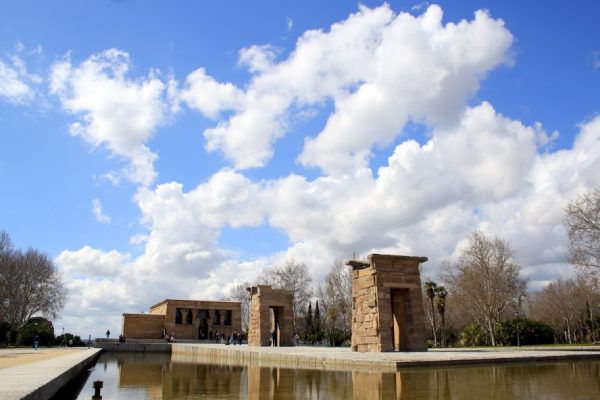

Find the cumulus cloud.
[
  {"left": 176, "top": 68, "right": 244, "bottom": 118},
  {"left": 56, "top": 246, "right": 131, "bottom": 278},
  {"left": 177, "top": 4, "right": 512, "bottom": 173},
  {"left": 49, "top": 49, "right": 171, "bottom": 186},
  {"left": 91, "top": 198, "right": 111, "bottom": 224}
]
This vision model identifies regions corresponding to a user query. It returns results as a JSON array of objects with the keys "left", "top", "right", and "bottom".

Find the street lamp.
[{"left": 514, "top": 311, "right": 520, "bottom": 348}]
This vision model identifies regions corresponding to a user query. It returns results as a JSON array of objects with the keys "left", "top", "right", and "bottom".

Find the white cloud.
[
  {"left": 91, "top": 198, "right": 111, "bottom": 224},
  {"left": 238, "top": 45, "right": 279, "bottom": 74},
  {"left": 176, "top": 68, "right": 244, "bottom": 118},
  {"left": 300, "top": 7, "right": 513, "bottom": 174},
  {"left": 177, "top": 4, "right": 512, "bottom": 173},
  {"left": 50, "top": 49, "right": 172, "bottom": 186},
  {"left": 56, "top": 246, "right": 131, "bottom": 277},
  {"left": 0, "top": 45, "right": 43, "bottom": 105}
]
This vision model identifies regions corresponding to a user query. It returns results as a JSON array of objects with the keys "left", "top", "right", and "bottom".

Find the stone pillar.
[
  {"left": 347, "top": 254, "right": 428, "bottom": 352},
  {"left": 247, "top": 285, "right": 295, "bottom": 347}
]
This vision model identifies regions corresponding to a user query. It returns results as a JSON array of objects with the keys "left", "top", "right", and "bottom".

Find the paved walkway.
[
  {"left": 0, "top": 348, "right": 101, "bottom": 400},
  {"left": 172, "top": 343, "right": 600, "bottom": 371}
]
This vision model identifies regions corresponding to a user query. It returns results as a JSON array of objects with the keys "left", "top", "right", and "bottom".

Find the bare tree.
[
  {"left": 0, "top": 231, "right": 67, "bottom": 344},
  {"left": 441, "top": 231, "right": 527, "bottom": 346},
  {"left": 531, "top": 278, "right": 579, "bottom": 343},
  {"left": 226, "top": 282, "right": 251, "bottom": 333},
  {"left": 564, "top": 187, "right": 600, "bottom": 271},
  {"left": 257, "top": 259, "right": 312, "bottom": 325},
  {"left": 530, "top": 274, "right": 600, "bottom": 343},
  {"left": 317, "top": 259, "right": 352, "bottom": 336}
]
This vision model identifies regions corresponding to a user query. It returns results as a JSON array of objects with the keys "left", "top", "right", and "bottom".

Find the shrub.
[
  {"left": 497, "top": 318, "right": 554, "bottom": 345},
  {"left": 0, "top": 321, "right": 10, "bottom": 347},
  {"left": 326, "top": 329, "right": 351, "bottom": 347},
  {"left": 459, "top": 324, "right": 489, "bottom": 346}
]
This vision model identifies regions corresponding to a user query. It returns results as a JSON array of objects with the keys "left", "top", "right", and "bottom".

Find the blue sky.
[{"left": 1, "top": 1, "right": 599, "bottom": 337}]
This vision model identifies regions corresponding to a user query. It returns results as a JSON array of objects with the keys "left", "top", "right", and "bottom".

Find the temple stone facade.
[
  {"left": 123, "top": 299, "right": 242, "bottom": 340},
  {"left": 347, "top": 254, "right": 428, "bottom": 352},
  {"left": 247, "top": 285, "right": 294, "bottom": 347}
]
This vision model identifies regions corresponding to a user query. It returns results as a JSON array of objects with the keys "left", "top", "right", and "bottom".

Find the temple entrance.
[
  {"left": 197, "top": 309, "right": 209, "bottom": 340},
  {"left": 270, "top": 306, "right": 283, "bottom": 346},
  {"left": 198, "top": 323, "right": 208, "bottom": 340},
  {"left": 391, "top": 289, "right": 408, "bottom": 351}
]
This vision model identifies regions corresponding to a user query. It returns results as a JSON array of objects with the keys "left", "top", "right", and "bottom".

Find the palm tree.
[
  {"left": 435, "top": 286, "right": 448, "bottom": 347},
  {"left": 424, "top": 281, "right": 438, "bottom": 347}
]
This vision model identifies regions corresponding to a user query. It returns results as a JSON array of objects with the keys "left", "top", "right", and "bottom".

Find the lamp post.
[{"left": 514, "top": 311, "right": 520, "bottom": 348}]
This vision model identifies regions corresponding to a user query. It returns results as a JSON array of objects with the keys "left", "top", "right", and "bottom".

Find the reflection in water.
[{"left": 77, "top": 352, "right": 600, "bottom": 399}]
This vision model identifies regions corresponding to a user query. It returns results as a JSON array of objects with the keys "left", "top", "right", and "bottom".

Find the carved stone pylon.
[
  {"left": 347, "top": 254, "right": 428, "bottom": 352},
  {"left": 247, "top": 285, "right": 294, "bottom": 347}
]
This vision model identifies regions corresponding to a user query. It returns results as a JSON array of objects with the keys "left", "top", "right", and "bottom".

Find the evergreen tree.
[
  {"left": 314, "top": 300, "right": 322, "bottom": 338},
  {"left": 305, "top": 302, "right": 313, "bottom": 337}
]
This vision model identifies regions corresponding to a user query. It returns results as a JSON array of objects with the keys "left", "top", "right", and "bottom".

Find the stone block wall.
[
  {"left": 122, "top": 313, "right": 166, "bottom": 339},
  {"left": 162, "top": 300, "right": 242, "bottom": 340},
  {"left": 347, "top": 254, "right": 428, "bottom": 352},
  {"left": 247, "top": 285, "right": 294, "bottom": 346}
]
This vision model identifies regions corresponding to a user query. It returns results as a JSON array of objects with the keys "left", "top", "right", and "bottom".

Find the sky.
[{"left": 1, "top": 1, "right": 599, "bottom": 338}]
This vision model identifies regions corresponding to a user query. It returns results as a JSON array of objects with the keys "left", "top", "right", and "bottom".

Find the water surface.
[{"left": 76, "top": 352, "right": 600, "bottom": 399}]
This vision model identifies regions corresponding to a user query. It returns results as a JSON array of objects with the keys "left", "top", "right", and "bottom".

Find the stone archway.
[
  {"left": 347, "top": 254, "right": 428, "bottom": 352},
  {"left": 247, "top": 285, "right": 294, "bottom": 347}
]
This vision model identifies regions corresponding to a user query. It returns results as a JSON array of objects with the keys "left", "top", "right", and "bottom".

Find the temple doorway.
[
  {"left": 391, "top": 289, "right": 408, "bottom": 351},
  {"left": 270, "top": 306, "right": 283, "bottom": 346},
  {"left": 197, "top": 309, "right": 209, "bottom": 340}
]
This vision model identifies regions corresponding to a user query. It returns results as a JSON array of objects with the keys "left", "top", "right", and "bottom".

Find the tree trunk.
[
  {"left": 588, "top": 302, "right": 595, "bottom": 343},
  {"left": 430, "top": 297, "right": 437, "bottom": 347},
  {"left": 440, "top": 313, "right": 446, "bottom": 347},
  {"left": 487, "top": 319, "right": 496, "bottom": 347},
  {"left": 565, "top": 318, "right": 572, "bottom": 344}
]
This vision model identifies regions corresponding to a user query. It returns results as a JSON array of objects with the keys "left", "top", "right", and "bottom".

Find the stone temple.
[
  {"left": 347, "top": 254, "right": 428, "bottom": 352},
  {"left": 121, "top": 253, "right": 428, "bottom": 353},
  {"left": 122, "top": 299, "right": 242, "bottom": 340}
]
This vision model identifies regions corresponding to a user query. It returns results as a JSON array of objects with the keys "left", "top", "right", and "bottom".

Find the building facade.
[{"left": 123, "top": 299, "right": 242, "bottom": 340}]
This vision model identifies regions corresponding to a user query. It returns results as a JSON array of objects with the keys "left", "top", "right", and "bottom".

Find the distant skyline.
[{"left": 1, "top": 1, "right": 599, "bottom": 337}]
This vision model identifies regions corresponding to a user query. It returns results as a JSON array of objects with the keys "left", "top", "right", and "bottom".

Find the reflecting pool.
[{"left": 76, "top": 352, "right": 600, "bottom": 399}]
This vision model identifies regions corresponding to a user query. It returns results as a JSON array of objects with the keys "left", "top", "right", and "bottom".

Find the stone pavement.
[
  {"left": 0, "top": 348, "right": 101, "bottom": 400},
  {"left": 172, "top": 343, "right": 600, "bottom": 372}
]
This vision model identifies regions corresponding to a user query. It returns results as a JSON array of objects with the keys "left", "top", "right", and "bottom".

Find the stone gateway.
[
  {"left": 347, "top": 254, "right": 428, "bottom": 352},
  {"left": 247, "top": 285, "right": 294, "bottom": 347}
]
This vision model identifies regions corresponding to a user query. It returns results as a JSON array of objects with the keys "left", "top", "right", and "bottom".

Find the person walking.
[
  {"left": 106, "top": 329, "right": 110, "bottom": 339},
  {"left": 33, "top": 334, "right": 40, "bottom": 350}
]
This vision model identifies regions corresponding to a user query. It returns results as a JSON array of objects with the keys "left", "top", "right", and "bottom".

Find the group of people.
[
  {"left": 162, "top": 328, "right": 177, "bottom": 342},
  {"left": 213, "top": 330, "right": 244, "bottom": 345}
]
